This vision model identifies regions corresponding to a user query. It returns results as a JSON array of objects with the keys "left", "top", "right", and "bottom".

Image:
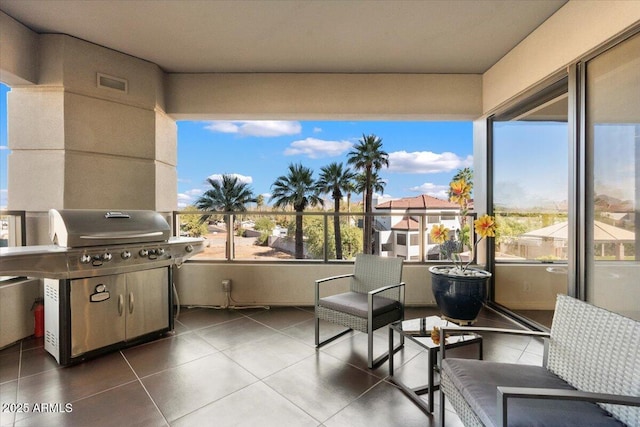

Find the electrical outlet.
[{"left": 221, "top": 279, "right": 231, "bottom": 292}]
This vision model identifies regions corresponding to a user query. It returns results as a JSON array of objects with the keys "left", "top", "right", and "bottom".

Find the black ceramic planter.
[{"left": 429, "top": 265, "right": 491, "bottom": 325}]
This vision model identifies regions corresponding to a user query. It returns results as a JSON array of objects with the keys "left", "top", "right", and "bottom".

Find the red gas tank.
[{"left": 32, "top": 298, "right": 44, "bottom": 338}]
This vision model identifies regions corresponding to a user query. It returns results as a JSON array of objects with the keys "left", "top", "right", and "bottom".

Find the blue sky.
[
  {"left": 0, "top": 83, "right": 475, "bottom": 209},
  {"left": 176, "top": 120, "right": 473, "bottom": 208}
]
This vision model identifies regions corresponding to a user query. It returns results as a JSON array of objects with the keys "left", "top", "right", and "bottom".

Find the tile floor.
[{"left": 0, "top": 305, "right": 545, "bottom": 427}]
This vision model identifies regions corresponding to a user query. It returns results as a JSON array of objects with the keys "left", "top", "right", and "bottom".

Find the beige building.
[{"left": 374, "top": 195, "right": 461, "bottom": 260}]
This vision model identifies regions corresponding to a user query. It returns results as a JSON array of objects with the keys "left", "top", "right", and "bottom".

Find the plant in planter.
[{"left": 428, "top": 177, "right": 497, "bottom": 324}]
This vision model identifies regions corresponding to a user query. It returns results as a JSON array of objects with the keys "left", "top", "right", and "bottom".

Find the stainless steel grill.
[
  {"left": 49, "top": 209, "right": 171, "bottom": 248},
  {"left": 0, "top": 209, "right": 204, "bottom": 365}
]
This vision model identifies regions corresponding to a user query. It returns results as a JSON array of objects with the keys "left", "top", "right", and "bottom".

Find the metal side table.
[{"left": 388, "top": 316, "right": 482, "bottom": 414}]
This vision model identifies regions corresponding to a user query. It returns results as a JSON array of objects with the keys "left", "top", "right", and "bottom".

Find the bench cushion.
[
  {"left": 443, "top": 358, "right": 625, "bottom": 427},
  {"left": 318, "top": 291, "right": 401, "bottom": 318}
]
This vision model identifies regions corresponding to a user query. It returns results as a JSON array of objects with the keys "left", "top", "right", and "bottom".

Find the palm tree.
[
  {"left": 317, "top": 162, "right": 356, "bottom": 260},
  {"left": 347, "top": 134, "right": 389, "bottom": 254},
  {"left": 195, "top": 174, "right": 257, "bottom": 227},
  {"left": 256, "top": 194, "right": 265, "bottom": 211},
  {"left": 270, "top": 163, "right": 323, "bottom": 259},
  {"left": 344, "top": 180, "right": 356, "bottom": 214},
  {"left": 355, "top": 171, "right": 386, "bottom": 199}
]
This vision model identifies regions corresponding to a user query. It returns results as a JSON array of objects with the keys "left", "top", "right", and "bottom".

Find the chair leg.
[
  {"left": 315, "top": 316, "right": 352, "bottom": 349},
  {"left": 368, "top": 324, "right": 374, "bottom": 368},
  {"left": 439, "top": 386, "right": 445, "bottom": 426},
  {"left": 368, "top": 328, "right": 404, "bottom": 369}
]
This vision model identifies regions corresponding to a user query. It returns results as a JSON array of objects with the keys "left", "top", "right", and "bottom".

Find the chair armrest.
[
  {"left": 314, "top": 273, "right": 354, "bottom": 303},
  {"left": 368, "top": 282, "right": 406, "bottom": 296},
  {"left": 367, "top": 282, "right": 405, "bottom": 308},
  {"left": 368, "top": 282, "right": 406, "bottom": 306},
  {"left": 366, "top": 282, "right": 406, "bottom": 325},
  {"left": 496, "top": 386, "right": 640, "bottom": 427},
  {"left": 315, "top": 273, "right": 354, "bottom": 285},
  {"left": 439, "top": 327, "right": 550, "bottom": 359}
]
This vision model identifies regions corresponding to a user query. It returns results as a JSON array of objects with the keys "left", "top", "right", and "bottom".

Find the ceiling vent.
[{"left": 96, "top": 73, "right": 128, "bottom": 93}]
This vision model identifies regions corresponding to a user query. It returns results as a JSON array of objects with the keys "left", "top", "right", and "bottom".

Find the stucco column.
[{"left": 5, "top": 34, "right": 176, "bottom": 243}]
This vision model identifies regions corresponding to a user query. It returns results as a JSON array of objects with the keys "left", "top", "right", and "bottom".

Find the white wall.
[
  {"left": 0, "top": 278, "right": 40, "bottom": 348},
  {"left": 166, "top": 73, "right": 482, "bottom": 121},
  {"left": 0, "top": 12, "right": 38, "bottom": 85},
  {"left": 175, "top": 262, "right": 435, "bottom": 307},
  {"left": 483, "top": 0, "right": 640, "bottom": 114},
  {"left": 494, "top": 264, "right": 567, "bottom": 311}
]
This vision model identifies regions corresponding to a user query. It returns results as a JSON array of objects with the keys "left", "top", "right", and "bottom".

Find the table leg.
[
  {"left": 428, "top": 347, "right": 436, "bottom": 412},
  {"left": 388, "top": 326, "right": 394, "bottom": 375}
]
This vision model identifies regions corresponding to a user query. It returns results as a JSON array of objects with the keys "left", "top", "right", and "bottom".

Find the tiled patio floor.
[{"left": 0, "top": 305, "right": 544, "bottom": 426}]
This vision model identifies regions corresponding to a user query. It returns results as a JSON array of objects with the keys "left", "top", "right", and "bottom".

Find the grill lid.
[{"left": 49, "top": 209, "right": 171, "bottom": 248}]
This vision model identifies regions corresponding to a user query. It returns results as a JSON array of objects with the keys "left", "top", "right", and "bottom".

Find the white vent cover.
[{"left": 97, "top": 72, "right": 128, "bottom": 93}]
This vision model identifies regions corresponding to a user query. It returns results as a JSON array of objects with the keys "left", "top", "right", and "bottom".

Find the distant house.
[
  {"left": 373, "top": 194, "right": 462, "bottom": 260},
  {"left": 518, "top": 220, "right": 635, "bottom": 260}
]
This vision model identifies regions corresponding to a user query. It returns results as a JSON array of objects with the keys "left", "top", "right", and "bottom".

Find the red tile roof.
[
  {"left": 391, "top": 216, "right": 420, "bottom": 231},
  {"left": 376, "top": 194, "right": 459, "bottom": 210}
]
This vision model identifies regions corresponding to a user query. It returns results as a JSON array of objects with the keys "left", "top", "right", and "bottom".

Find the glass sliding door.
[
  {"left": 491, "top": 80, "right": 569, "bottom": 328},
  {"left": 585, "top": 32, "right": 640, "bottom": 321}
]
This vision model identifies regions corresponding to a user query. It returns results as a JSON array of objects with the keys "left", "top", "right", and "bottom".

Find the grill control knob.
[
  {"left": 156, "top": 248, "right": 165, "bottom": 256},
  {"left": 139, "top": 249, "right": 149, "bottom": 257},
  {"left": 185, "top": 244, "right": 194, "bottom": 253},
  {"left": 102, "top": 253, "right": 112, "bottom": 261},
  {"left": 80, "top": 254, "right": 92, "bottom": 264},
  {"left": 121, "top": 251, "right": 131, "bottom": 260}
]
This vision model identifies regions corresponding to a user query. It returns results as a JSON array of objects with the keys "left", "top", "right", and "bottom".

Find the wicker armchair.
[
  {"left": 314, "top": 253, "right": 405, "bottom": 369},
  {"left": 438, "top": 294, "right": 640, "bottom": 427}
]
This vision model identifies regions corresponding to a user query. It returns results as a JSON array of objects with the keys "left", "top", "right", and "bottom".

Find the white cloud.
[
  {"left": 0, "top": 145, "right": 9, "bottom": 150},
  {"left": 204, "top": 121, "right": 239, "bottom": 133},
  {"left": 0, "top": 188, "right": 7, "bottom": 208},
  {"left": 388, "top": 151, "right": 473, "bottom": 174},
  {"left": 176, "top": 188, "right": 207, "bottom": 209},
  {"left": 313, "top": 127, "right": 322, "bottom": 133},
  {"left": 373, "top": 192, "right": 393, "bottom": 199},
  {"left": 204, "top": 121, "right": 301, "bottom": 137},
  {"left": 207, "top": 173, "right": 253, "bottom": 184},
  {"left": 284, "top": 138, "right": 352, "bottom": 159},
  {"left": 177, "top": 190, "right": 199, "bottom": 209},
  {"left": 409, "top": 182, "right": 449, "bottom": 199}
]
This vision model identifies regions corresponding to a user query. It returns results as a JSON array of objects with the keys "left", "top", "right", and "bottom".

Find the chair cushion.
[
  {"left": 318, "top": 291, "right": 401, "bottom": 318},
  {"left": 443, "top": 358, "right": 625, "bottom": 427}
]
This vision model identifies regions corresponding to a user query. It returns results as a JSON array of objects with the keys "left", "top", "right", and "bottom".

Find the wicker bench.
[{"left": 439, "top": 295, "right": 640, "bottom": 426}]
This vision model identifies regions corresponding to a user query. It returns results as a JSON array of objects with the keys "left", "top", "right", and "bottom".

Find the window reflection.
[
  {"left": 491, "top": 86, "right": 569, "bottom": 328},
  {"left": 586, "top": 32, "right": 640, "bottom": 320},
  {"left": 493, "top": 95, "right": 569, "bottom": 262}
]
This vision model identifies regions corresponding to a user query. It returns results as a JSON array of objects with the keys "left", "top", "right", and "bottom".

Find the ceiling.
[{"left": 0, "top": 0, "right": 567, "bottom": 74}]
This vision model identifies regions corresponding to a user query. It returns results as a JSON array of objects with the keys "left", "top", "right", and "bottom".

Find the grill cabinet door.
[
  {"left": 125, "top": 267, "right": 169, "bottom": 340},
  {"left": 70, "top": 274, "right": 126, "bottom": 357}
]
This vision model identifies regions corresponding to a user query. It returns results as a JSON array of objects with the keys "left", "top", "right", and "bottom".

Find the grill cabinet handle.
[
  {"left": 129, "top": 292, "right": 134, "bottom": 314},
  {"left": 118, "top": 294, "right": 124, "bottom": 316}
]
